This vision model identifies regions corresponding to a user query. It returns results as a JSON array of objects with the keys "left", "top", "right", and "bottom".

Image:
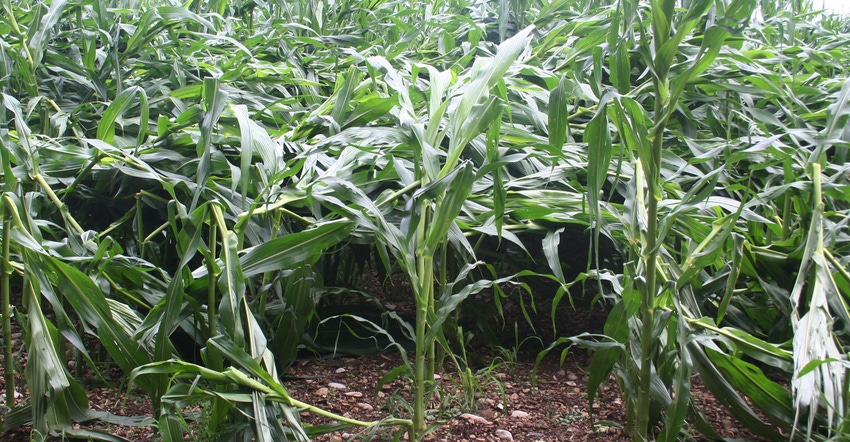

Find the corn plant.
[
  {"left": 3, "top": 0, "right": 850, "bottom": 440},
  {"left": 533, "top": 0, "right": 850, "bottom": 441}
]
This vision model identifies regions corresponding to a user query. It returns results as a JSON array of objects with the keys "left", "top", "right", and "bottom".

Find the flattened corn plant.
[{"left": 0, "top": 0, "right": 849, "bottom": 441}]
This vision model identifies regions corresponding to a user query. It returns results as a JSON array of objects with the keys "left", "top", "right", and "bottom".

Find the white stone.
[
  {"left": 459, "top": 413, "right": 492, "bottom": 425},
  {"left": 316, "top": 387, "right": 329, "bottom": 397},
  {"left": 495, "top": 429, "right": 513, "bottom": 441},
  {"left": 356, "top": 402, "right": 374, "bottom": 411},
  {"left": 344, "top": 391, "right": 363, "bottom": 397},
  {"left": 335, "top": 367, "right": 347, "bottom": 373},
  {"left": 510, "top": 410, "right": 529, "bottom": 419},
  {"left": 328, "top": 382, "right": 346, "bottom": 390}
]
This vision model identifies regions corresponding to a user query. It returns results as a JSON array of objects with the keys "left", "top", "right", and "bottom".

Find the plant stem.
[
  {"left": 413, "top": 250, "right": 434, "bottom": 440},
  {"left": 634, "top": 71, "right": 668, "bottom": 441},
  {"left": 32, "top": 173, "right": 84, "bottom": 235},
  {"left": 207, "top": 214, "right": 218, "bottom": 340},
  {"left": 1, "top": 207, "right": 14, "bottom": 409}
]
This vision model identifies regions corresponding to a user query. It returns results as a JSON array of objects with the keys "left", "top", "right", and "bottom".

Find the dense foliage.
[{"left": 1, "top": 0, "right": 849, "bottom": 440}]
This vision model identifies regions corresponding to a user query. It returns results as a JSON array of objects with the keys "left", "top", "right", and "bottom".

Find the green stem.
[
  {"left": 32, "top": 173, "right": 84, "bottom": 235},
  {"left": 136, "top": 197, "right": 145, "bottom": 262},
  {"left": 634, "top": 73, "right": 667, "bottom": 442},
  {"left": 412, "top": 251, "right": 434, "bottom": 441},
  {"left": 434, "top": 241, "right": 448, "bottom": 372},
  {"left": 2, "top": 207, "right": 14, "bottom": 409},
  {"left": 781, "top": 160, "right": 794, "bottom": 241},
  {"left": 207, "top": 215, "right": 218, "bottom": 340},
  {"left": 288, "top": 395, "right": 412, "bottom": 428}
]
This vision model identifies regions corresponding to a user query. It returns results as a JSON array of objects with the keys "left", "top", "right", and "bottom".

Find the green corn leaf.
[
  {"left": 97, "top": 86, "right": 140, "bottom": 143},
  {"left": 443, "top": 97, "right": 505, "bottom": 179},
  {"left": 343, "top": 94, "right": 399, "bottom": 128},
  {"left": 22, "top": 251, "right": 93, "bottom": 435},
  {"left": 610, "top": 41, "right": 631, "bottom": 94},
  {"left": 586, "top": 97, "right": 613, "bottom": 212},
  {"left": 586, "top": 299, "right": 633, "bottom": 411},
  {"left": 213, "top": 204, "right": 248, "bottom": 348},
  {"left": 659, "top": 314, "right": 692, "bottom": 442},
  {"left": 690, "top": 341, "right": 787, "bottom": 440},
  {"left": 689, "top": 317, "right": 792, "bottom": 371},
  {"left": 232, "top": 104, "right": 275, "bottom": 201},
  {"left": 331, "top": 66, "right": 363, "bottom": 125},
  {"left": 548, "top": 75, "right": 569, "bottom": 154},
  {"left": 39, "top": 255, "right": 153, "bottom": 389},
  {"left": 158, "top": 411, "right": 185, "bottom": 442},
  {"left": 425, "top": 162, "right": 475, "bottom": 250},
  {"left": 240, "top": 220, "right": 353, "bottom": 277},
  {"left": 193, "top": 77, "right": 228, "bottom": 211},
  {"left": 655, "top": 0, "right": 713, "bottom": 80},
  {"left": 542, "top": 227, "right": 566, "bottom": 283},
  {"left": 446, "top": 26, "right": 533, "bottom": 174},
  {"left": 612, "top": 97, "right": 652, "bottom": 182},
  {"left": 273, "top": 265, "right": 317, "bottom": 366},
  {"left": 706, "top": 347, "right": 796, "bottom": 428},
  {"left": 26, "top": 0, "right": 67, "bottom": 68}
]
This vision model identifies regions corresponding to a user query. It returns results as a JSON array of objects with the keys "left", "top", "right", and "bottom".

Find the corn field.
[{"left": 1, "top": 0, "right": 849, "bottom": 440}]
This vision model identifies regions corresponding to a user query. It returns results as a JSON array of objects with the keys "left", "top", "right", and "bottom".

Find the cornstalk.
[
  {"left": 207, "top": 214, "right": 218, "bottom": 340},
  {"left": 412, "top": 214, "right": 435, "bottom": 440},
  {"left": 1, "top": 204, "right": 13, "bottom": 409},
  {"left": 635, "top": 84, "right": 666, "bottom": 440},
  {"left": 632, "top": 1, "right": 674, "bottom": 438}
]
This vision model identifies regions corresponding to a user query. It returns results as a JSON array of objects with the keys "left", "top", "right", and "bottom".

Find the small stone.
[
  {"left": 342, "top": 433, "right": 351, "bottom": 438},
  {"left": 556, "top": 369, "right": 566, "bottom": 377},
  {"left": 528, "top": 432, "right": 545, "bottom": 438},
  {"left": 433, "top": 373, "right": 441, "bottom": 380},
  {"left": 356, "top": 402, "right": 374, "bottom": 411},
  {"left": 459, "top": 413, "right": 492, "bottom": 425},
  {"left": 565, "top": 381, "right": 576, "bottom": 386},
  {"left": 316, "top": 387, "right": 329, "bottom": 397},
  {"left": 479, "top": 408, "right": 499, "bottom": 420},
  {"left": 335, "top": 367, "right": 347, "bottom": 373},
  {"left": 344, "top": 391, "right": 363, "bottom": 397},
  {"left": 567, "top": 372, "right": 579, "bottom": 381},
  {"left": 495, "top": 429, "right": 513, "bottom": 441},
  {"left": 510, "top": 410, "right": 529, "bottom": 419},
  {"left": 509, "top": 393, "right": 519, "bottom": 401},
  {"left": 328, "top": 382, "right": 346, "bottom": 390}
]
